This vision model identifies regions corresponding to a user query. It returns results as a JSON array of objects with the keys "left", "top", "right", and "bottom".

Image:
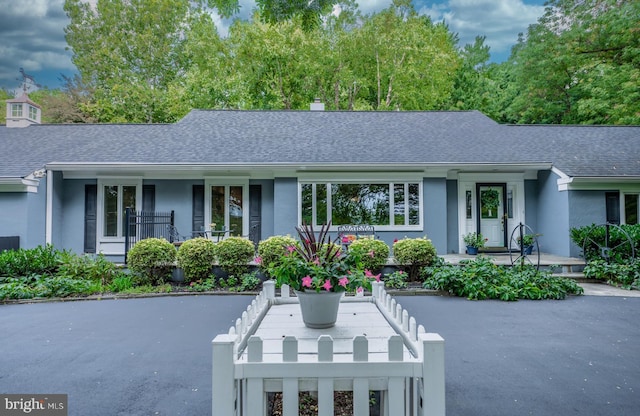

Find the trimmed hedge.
[
  {"left": 348, "top": 238, "right": 389, "bottom": 272},
  {"left": 392, "top": 237, "right": 437, "bottom": 281},
  {"left": 127, "top": 238, "right": 176, "bottom": 285},
  {"left": 177, "top": 237, "right": 216, "bottom": 283},
  {"left": 216, "top": 237, "right": 256, "bottom": 278}
]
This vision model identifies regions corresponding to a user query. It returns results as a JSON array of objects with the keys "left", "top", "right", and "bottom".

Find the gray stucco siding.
[
  {"left": 536, "top": 170, "right": 571, "bottom": 256},
  {"left": 0, "top": 192, "right": 29, "bottom": 249},
  {"left": 273, "top": 177, "right": 298, "bottom": 237},
  {"left": 446, "top": 179, "right": 459, "bottom": 254},
  {"left": 567, "top": 189, "right": 611, "bottom": 257},
  {"left": 60, "top": 179, "right": 95, "bottom": 254}
]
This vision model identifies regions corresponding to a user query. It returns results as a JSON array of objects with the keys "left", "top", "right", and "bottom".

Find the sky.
[{"left": 0, "top": 0, "right": 546, "bottom": 94}]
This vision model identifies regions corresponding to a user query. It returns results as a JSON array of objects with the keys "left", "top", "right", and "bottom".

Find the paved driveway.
[{"left": 1, "top": 294, "right": 639, "bottom": 415}]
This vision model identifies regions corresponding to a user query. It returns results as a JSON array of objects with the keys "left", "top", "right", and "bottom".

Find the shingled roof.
[{"left": 0, "top": 110, "right": 638, "bottom": 179}]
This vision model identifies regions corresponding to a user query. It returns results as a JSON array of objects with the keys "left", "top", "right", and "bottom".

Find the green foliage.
[
  {"left": 257, "top": 235, "right": 299, "bottom": 275},
  {"left": 0, "top": 245, "right": 60, "bottom": 277},
  {"left": 384, "top": 270, "right": 408, "bottom": 289},
  {"left": 348, "top": 238, "right": 389, "bottom": 272},
  {"left": 584, "top": 259, "right": 640, "bottom": 290},
  {"left": 108, "top": 275, "right": 134, "bottom": 293},
  {"left": 392, "top": 237, "right": 438, "bottom": 281},
  {"left": 423, "top": 257, "right": 584, "bottom": 301},
  {"left": 56, "top": 252, "right": 120, "bottom": 285},
  {"left": 570, "top": 224, "right": 639, "bottom": 262},
  {"left": 462, "top": 232, "right": 486, "bottom": 249},
  {"left": 126, "top": 238, "right": 177, "bottom": 285},
  {"left": 176, "top": 237, "right": 216, "bottom": 283},
  {"left": 215, "top": 237, "right": 256, "bottom": 278}
]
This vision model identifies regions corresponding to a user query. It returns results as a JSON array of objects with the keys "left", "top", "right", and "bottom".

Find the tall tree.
[
  {"left": 505, "top": 0, "right": 640, "bottom": 124},
  {"left": 64, "top": 0, "right": 197, "bottom": 122}
]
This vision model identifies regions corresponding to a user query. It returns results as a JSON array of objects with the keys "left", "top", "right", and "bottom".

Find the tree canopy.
[{"left": 26, "top": 0, "right": 637, "bottom": 124}]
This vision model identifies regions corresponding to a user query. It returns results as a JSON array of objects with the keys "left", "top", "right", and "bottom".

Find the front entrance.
[{"left": 477, "top": 184, "right": 507, "bottom": 248}]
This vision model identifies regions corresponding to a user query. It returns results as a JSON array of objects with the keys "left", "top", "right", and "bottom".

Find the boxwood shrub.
[
  {"left": 127, "top": 238, "right": 176, "bottom": 285},
  {"left": 348, "top": 238, "right": 389, "bottom": 272},
  {"left": 392, "top": 237, "right": 437, "bottom": 281},
  {"left": 257, "top": 235, "right": 299, "bottom": 275},
  {"left": 216, "top": 237, "right": 256, "bottom": 278},
  {"left": 177, "top": 237, "right": 216, "bottom": 283}
]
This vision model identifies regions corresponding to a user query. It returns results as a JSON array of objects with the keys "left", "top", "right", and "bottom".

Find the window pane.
[
  {"left": 211, "top": 186, "right": 225, "bottom": 231},
  {"left": 507, "top": 189, "right": 514, "bottom": 219},
  {"left": 331, "top": 184, "right": 389, "bottom": 225},
  {"left": 465, "top": 190, "right": 472, "bottom": 219},
  {"left": 315, "top": 184, "right": 327, "bottom": 225},
  {"left": 625, "top": 194, "right": 638, "bottom": 225},
  {"left": 11, "top": 104, "right": 22, "bottom": 117},
  {"left": 409, "top": 183, "right": 420, "bottom": 225},
  {"left": 394, "top": 184, "right": 405, "bottom": 225},
  {"left": 229, "top": 186, "right": 243, "bottom": 236},
  {"left": 104, "top": 186, "right": 118, "bottom": 237},
  {"left": 301, "top": 184, "right": 313, "bottom": 225}
]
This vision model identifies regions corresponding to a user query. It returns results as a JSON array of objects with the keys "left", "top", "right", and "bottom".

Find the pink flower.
[
  {"left": 338, "top": 277, "right": 349, "bottom": 287},
  {"left": 254, "top": 256, "right": 262, "bottom": 265},
  {"left": 342, "top": 236, "right": 349, "bottom": 243},
  {"left": 357, "top": 287, "right": 364, "bottom": 293},
  {"left": 302, "top": 276, "right": 313, "bottom": 288},
  {"left": 286, "top": 245, "right": 296, "bottom": 254},
  {"left": 368, "top": 250, "right": 375, "bottom": 258},
  {"left": 393, "top": 238, "right": 398, "bottom": 243},
  {"left": 313, "top": 258, "right": 320, "bottom": 266},
  {"left": 322, "top": 279, "right": 333, "bottom": 291},
  {"left": 365, "top": 269, "right": 381, "bottom": 282}
]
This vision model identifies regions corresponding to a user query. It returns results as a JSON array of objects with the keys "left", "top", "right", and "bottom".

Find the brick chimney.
[{"left": 5, "top": 93, "right": 41, "bottom": 128}]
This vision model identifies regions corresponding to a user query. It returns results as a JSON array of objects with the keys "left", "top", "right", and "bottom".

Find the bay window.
[{"left": 300, "top": 181, "right": 421, "bottom": 228}]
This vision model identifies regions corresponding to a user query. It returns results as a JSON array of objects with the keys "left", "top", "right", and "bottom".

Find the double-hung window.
[
  {"left": 623, "top": 193, "right": 639, "bottom": 225},
  {"left": 28, "top": 105, "right": 38, "bottom": 120},
  {"left": 300, "top": 180, "right": 422, "bottom": 229}
]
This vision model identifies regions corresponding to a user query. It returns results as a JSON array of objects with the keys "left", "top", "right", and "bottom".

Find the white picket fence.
[{"left": 212, "top": 281, "right": 445, "bottom": 416}]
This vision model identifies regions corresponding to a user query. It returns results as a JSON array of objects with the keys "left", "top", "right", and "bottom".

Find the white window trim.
[
  {"left": 96, "top": 178, "right": 142, "bottom": 246},
  {"left": 204, "top": 178, "right": 249, "bottom": 236},
  {"left": 298, "top": 179, "right": 424, "bottom": 231}
]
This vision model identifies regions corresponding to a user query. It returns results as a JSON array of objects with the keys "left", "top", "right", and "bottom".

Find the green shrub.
[
  {"left": 348, "top": 238, "right": 389, "bottom": 272},
  {"left": 584, "top": 258, "right": 640, "bottom": 289},
  {"left": 257, "top": 235, "right": 299, "bottom": 274},
  {"left": 570, "top": 223, "right": 639, "bottom": 262},
  {"left": 384, "top": 270, "right": 408, "bottom": 289},
  {"left": 216, "top": 237, "right": 256, "bottom": 278},
  {"left": 0, "top": 245, "right": 60, "bottom": 277},
  {"left": 109, "top": 275, "right": 134, "bottom": 292},
  {"left": 126, "top": 238, "right": 176, "bottom": 285},
  {"left": 176, "top": 237, "right": 216, "bottom": 283},
  {"left": 56, "top": 252, "right": 120, "bottom": 285},
  {"left": 239, "top": 271, "right": 261, "bottom": 291},
  {"left": 188, "top": 277, "right": 217, "bottom": 292},
  {"left": 423, "top": 256, "right": 584, "bottom": 300},
  {"left": 392, "top": 237, "right": 437, "bottom": 281}
]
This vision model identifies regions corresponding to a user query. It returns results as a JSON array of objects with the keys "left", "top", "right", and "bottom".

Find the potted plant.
[
  {"left": 463, "top": 232, "right": 486, "bottom": 255},
  {"left": 517, "top": 234, "right": 541, "bottom": 255},
  {"left": 267, "top": 222, "right": 379, "bottom": 328}
]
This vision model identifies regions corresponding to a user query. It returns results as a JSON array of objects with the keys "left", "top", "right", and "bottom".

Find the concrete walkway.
[{"left": 580, "top": 282, "right": 640, "bottom": 297}]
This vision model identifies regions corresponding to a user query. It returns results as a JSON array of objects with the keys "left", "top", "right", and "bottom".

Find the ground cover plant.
[
  {"left": 0, "top": 246, "right": 123, "bottom": 300},
  {"left": 423, "top": 256, "right": 584, "bottom": 301}
]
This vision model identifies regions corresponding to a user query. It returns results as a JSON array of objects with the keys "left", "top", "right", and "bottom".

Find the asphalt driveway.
[{"left": 1, "top": 293, "right": 639, "bottom": 415}]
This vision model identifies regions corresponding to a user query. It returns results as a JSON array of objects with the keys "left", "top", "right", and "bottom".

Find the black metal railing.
[{"left": 124, "top": 208, "right": 174, "bottom": 263}]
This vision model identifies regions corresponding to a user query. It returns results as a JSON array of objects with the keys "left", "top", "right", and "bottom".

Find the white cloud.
[{"left": 418, "top": 0, "right": 545, "bottom": 58}]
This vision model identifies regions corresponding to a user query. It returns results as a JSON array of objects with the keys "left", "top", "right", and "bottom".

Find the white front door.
[{"left": 479, "top": 185, "right": 506, "bottom": 247}]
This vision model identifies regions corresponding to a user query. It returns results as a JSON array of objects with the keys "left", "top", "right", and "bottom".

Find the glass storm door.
[{"left": 478, "top": 184, "right": 506, "bottom": 247}]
